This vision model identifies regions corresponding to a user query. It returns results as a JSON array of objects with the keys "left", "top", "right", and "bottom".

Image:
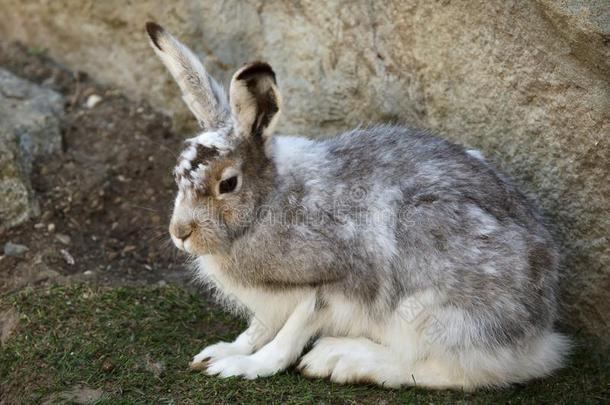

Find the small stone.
[
  {"left": 85, "top": 94, "right": 102, "bottom": 109},
  {"left": 34, "top": 222, "right": 45, "bottom": 229},
  {"left": 83, "top": 270, "right": 94, "bottom": 276},
  {"left": 47, "top": 223, "right": 56, "bottom": 232},
  {"left": 60, "top": 249, "right": 75, "bottom": 265},
  {"left": 55, "top": 233, "right": 71, "bottom": 245},
  {"left": 4, "top": 242, "right": 28, "bottom": 257}
]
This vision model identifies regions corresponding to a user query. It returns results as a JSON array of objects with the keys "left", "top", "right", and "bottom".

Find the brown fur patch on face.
[
  {"left": 191, "top": 144, "right": 220, "bottom": 169},
  {"left": 174, "top": 143, "right": 223, "bottom": 193},
  {"left": 204, "top": 157, "right": 239, "bottom": 197}
]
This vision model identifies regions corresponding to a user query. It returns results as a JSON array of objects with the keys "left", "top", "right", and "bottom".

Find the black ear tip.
[
  {"left": 145, "top": 22, "right": 164, "bottom": 50},
  {"left": 236, "top": 61, "right": 277, "bottom": 83}
]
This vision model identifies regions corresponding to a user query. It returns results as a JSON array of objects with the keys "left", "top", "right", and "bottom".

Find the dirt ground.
[{"left": 0, "top": 42, "right": 194, "bottom": 293}]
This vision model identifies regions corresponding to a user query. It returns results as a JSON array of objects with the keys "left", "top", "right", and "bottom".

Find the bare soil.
[{"left": 0, "top": 42, "right": 194, "bottom": 294}]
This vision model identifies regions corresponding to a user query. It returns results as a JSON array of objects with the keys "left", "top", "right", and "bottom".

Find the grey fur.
[{"left": 216, "top": 126, "right": 560, "bottom": 350}]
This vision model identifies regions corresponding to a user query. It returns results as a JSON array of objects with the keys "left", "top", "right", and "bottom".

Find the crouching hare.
[{"left": 146, "top": 22, "right": 568, "bottom": 389}]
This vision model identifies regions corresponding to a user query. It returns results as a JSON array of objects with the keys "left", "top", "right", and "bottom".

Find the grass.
[{"left": 1, "top": 285, "right": 608, "bottom": 404}]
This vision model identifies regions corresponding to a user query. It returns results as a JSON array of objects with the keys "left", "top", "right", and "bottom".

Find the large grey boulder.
[
  {"left": 0, "top": 0, "right": 607, "bottom": 340},
  {"left": 0, "top": 69, "right": 63, "bottom": 230}
]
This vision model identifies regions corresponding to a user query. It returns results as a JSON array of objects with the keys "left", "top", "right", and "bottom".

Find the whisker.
[
  {"left": 147, "top": 140, "right": 180, "bottom": 159},
  {"left": 126, "top": 204, "right": 163, "bottom": 213}
]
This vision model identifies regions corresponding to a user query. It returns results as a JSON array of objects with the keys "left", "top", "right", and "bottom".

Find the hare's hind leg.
[
  {"left": 298, "top": 337, "right": 411, "bottom": 387},
  {"left": 297, "top": 336, "right": 475, "bottom": 389},
  {"left": 409, "top": 331, "right": 570, "bottom": 390}
]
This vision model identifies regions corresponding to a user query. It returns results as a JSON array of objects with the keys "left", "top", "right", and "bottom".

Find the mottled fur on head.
[{"left": 147, "top": 23, "right": 279, "bottom": 255}]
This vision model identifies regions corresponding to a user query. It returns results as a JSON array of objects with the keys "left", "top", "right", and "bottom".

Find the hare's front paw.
[
  {"left": 205, "top": 352, "right": 284, "bottom": 379},
  {"left": 190, "top": 342, "right": 251, "bottom": 371}
]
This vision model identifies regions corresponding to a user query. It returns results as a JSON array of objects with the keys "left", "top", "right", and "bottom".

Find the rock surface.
[
  {"left": 0, "top": 0, "right": 608, "bottom": 339},
  {"left": 3, "top": 241, "right": 29, "bottom": 257},
  {"left": 0, "top": 68, "right": 63, "bottom": 230}
]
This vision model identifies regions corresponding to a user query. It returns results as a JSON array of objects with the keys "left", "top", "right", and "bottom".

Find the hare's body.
[
  {"left": 193, "top": 127, "right": 567, "bottom": 388},
  {"left": 146, "top": 23, "right": 568, "bottom": 389}
]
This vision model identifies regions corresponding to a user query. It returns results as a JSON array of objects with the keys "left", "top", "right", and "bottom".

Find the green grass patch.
[{"left": 1, "top": 285, "right": 608, "bottom": 404}]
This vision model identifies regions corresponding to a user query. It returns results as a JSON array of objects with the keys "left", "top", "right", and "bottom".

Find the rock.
[
  {"left": 85, "top": 94, "right": 102, "bottom": 108},
  {"left": 60, "top": 249, "right": 75, "bottom": 265},
  {"left": 0, "top": 140, "right": 36, "bottom": 229},
  {"left": 0, "top": 1, "right": 607, "bottom": 340},
  {"left": 55, "top": 233, "right": 71, "bottom": 245},
  {"left": 0, "top": 68, "right": 63, "bottom": 230},
  {"left": 0, "top": 69, "right": 63, "bottom": 175},
  {"left": 4, "top": 241, "right": 28, "bottom": 257},
  {"left": 8, "top": 258, "right": 62, "bottom": 291}
]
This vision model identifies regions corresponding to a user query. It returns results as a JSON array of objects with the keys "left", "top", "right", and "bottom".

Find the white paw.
[
  {"left": 297, "top": 337, "right": 346, "bottom": 378},
  {"left": 190, "top": 341, "right": 250, "bottom": 370},
  {"left": 205, "top": 354, "right": 282, "bottom": 379},
  {"left": 298, "top": 337, "right": 404, "bottom": 387}
]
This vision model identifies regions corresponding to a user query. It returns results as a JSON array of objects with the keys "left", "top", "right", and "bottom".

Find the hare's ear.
[
  {"left": 146, "top": 22, "right": 229, "bottom": 130},
  {"left": 229, "top": 62, "right": 281, "bottom": 139}
]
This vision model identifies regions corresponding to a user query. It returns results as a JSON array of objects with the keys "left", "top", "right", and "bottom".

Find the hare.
[{"left": 146, "top": 22, "right": 568, "bottom": 389}]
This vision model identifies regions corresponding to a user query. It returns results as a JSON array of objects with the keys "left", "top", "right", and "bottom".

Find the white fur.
[
  {"left": 191, "top": 261, "right": 569, "bottom": 389},
  {"left": 466, "top": 149, "right": 485, "bottom": 161},
  {"left": 205, "top": 292, "right": 319, "bottom": 379},
  {"left": 188, "top": 131, "right": 232, "bottom": 151},
  {"left": 273, "top": 136, "right": 326, "bottom": 177}
]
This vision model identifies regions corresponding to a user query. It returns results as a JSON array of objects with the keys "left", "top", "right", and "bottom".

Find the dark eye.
[{"left": 219, "top": 176, "right": 239, "bottom": 194}]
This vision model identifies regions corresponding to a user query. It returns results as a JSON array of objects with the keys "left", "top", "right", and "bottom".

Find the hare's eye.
[{"left": 219, "top": 176, "right": 238, "bottom": 194}]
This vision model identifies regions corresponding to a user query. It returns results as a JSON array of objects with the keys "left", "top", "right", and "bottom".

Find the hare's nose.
[{"left": 170, "top": 221, "right": 194, "bottom": 241}]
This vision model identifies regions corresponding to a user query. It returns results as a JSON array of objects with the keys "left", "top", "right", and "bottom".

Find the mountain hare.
[{"left": 146, "top": 22, "right": 568, "bottom": 389}]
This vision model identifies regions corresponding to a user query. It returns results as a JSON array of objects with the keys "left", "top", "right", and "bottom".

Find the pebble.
[
  {"left": 60, "top": 249, "right": 75, "bottom": 265},
  {"left": 47, "top": 223, "right": 56, "bottom": 232},
  {"left": 85, "top": 94, "right": 103, "bottom": 109},
  {"left": 55, "top": 233, "right": 71, "bottom": 245},
  {"left": 4, "top": 242, "right": 29, "bottom": 257}
]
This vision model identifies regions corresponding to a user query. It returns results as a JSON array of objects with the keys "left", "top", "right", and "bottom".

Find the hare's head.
[{"left": 146, "top": 23, "right": 281, "bottom": 255}]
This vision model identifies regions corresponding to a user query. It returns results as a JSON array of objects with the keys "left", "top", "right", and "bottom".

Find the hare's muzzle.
[{"left": 169, "top": 220, "right": 194, "bottom": 250}]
